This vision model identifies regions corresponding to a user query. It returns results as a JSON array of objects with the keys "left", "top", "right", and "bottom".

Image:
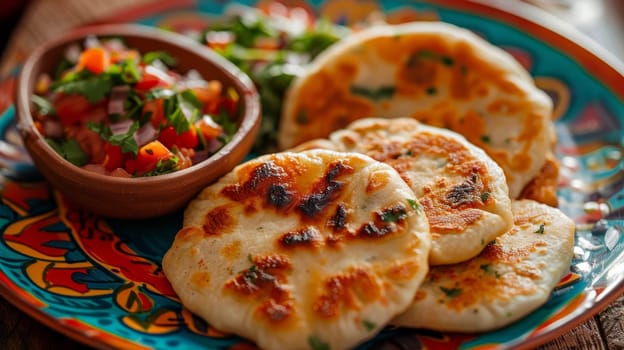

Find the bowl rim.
[{"left": 15, "top": 23, "right": 261, "bottom": 186}]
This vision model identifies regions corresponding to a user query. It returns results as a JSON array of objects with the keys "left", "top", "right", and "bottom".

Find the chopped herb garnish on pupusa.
[
  {"left": 32, "top": 37, "right": 240, "bottom": 176},
  {"left": 308, "top": 335, "right": 330, "bottom": 350},
  {"left": 534, "top": 223, "right": 545, "bottom": 234},
  {"left": 407, "top": 198, "right": 420, "bottom": 211},
  {"left": 440, "top": 286, "right": 462, "bottom": 298},
  {"left": 362, "top": 320, "right": 377, "bottom": 331},
  {"left": 350, "top": 85, "right": 396, "bottom": 101},
  {"left": 480, "top": 191, "right": 490, "bottom": 203},
  {"left": 380, "top": 205, "right": 408, "bottom": 223}
]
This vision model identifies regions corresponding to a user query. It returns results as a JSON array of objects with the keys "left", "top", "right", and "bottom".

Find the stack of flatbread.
[{"left": 163, "top": 22, "right": 575, "bottom": 349}]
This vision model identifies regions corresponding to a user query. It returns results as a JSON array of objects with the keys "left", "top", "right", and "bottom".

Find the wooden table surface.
[{"left": 1, "top": 0, "right": 623, "bottom": 349}]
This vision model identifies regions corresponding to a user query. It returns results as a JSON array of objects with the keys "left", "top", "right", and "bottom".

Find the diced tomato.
[
  {"left": 34, "top": 121, "right": 43, "bottom": 135},
  {"left": 77, "top": 47, "right": 110, "bottom": 75},
  {"left": 68, "top": 126, "right": 106, "bottom": 164},
  {"left": 54, "top": 94, "right": 92, "bottom": 126},
  {"left": 219, "top": 97, "right": 238, "bottom": 117},
  {"left": 157, "top": 125, "right": 199, "bottom": 150},
  {"left": 195, "top": 116, "right": 223, "bottom": 140},
  {"left": 176, "top": 127, "right": 199, "bottom": 149},
  {"left": 157, "top": 126, "right": 177, "bottom": 149},
  {"left": 125, "top": 140, "right": 173, "bottom": 176},
  {"left": 102, "top": 143, "right": 123, "bottom": 171},
  {"left": 143, "top": 99, "right": 165, "bottom": 128}
]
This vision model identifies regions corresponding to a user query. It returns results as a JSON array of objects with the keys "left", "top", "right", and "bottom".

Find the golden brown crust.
[
  {"left": 163, "top": 150, "right": 432, "bottom": 349},
  {"left": 392, "top": 200, "right": 575, "bottom": 332},
  {"left": 290, "top": 118, "right": 513, "bottom": 265},
  {"left": 519, "top": 153, "right": 560, "bottom": 207}
]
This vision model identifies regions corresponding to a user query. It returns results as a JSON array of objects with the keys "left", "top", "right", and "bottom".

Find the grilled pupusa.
[
  {"left": 292, "top": 118, "right": 513, "bottom": 265},
  {"left": 163, "top": 149, "right": 431, "bottom": 350},
  {"left": 279, "top": 21, "right": 555, "bottom": 201},
  {"left": 392, "top": 199, "right": 575, "bottom": 332}
]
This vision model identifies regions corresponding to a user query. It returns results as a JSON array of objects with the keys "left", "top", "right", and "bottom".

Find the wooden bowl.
[{"left": 14, "top": 24, "right": 261, "bottom": 219}]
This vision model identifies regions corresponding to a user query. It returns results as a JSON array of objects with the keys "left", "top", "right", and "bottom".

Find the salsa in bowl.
[{"left": 15, "top": 24, "right": 261, "bottom": 219}]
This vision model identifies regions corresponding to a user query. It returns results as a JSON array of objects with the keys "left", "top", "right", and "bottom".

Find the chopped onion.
[
  {"left": 190, "top": 149, "right": 210, "bottom": 164},
  {"left": 206, "top": 138, "right": 223, "bottom": 153},
  {"left": 182, "top": 29, "right": 202, "bottom": 42},
  {"left": 108, "top": 85, "right": 130, "bottom": 116},
  {"left": 285, "top": 52, "right": 310, "bottom": 65},
  {"left": 145, "top": 64, "right": 175, "bottom": 85},
  {"left": 102, "top": 38, "right": 126, "bottom": 52},
  {"left": 84, "top": 35, "right": 101, "bottom": 49},
  {"left": 110, "top": 119, "right": 133, "bottom": 135},
  {"left": 205, "top": 31, "right": 235, "bottom": 47},
  {"left": 185, "top": 69, "right": 203, "bottom": 81},
  {"left": 42, "top": 120, "right": 63, "bottom": 139},
  {"left": 133, "top": 122, "right": 157, "bottom": 147},
  {"left": 180, "top": 69, "right": 208, "bottom": 90},
  {"left": 64, "top": 44, "right": 82, "bottom": 63}
]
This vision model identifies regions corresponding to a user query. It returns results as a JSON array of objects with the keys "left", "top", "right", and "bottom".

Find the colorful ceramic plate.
[{"left": 1, "top": 1, "right": 623, "bottom": 349}]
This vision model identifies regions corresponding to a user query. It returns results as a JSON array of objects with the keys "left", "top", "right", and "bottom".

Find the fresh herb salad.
[
  {"left": 198, "top": 5, "right": 349, "bottom": 152},
  {"left": 32, "top": 37, "right": 239, "bottom": 177}
]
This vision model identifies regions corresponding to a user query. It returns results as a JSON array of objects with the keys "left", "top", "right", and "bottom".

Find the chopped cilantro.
[
  {"left": 480, "top": 192, "right": 490, "bottom": 203},
  {"left": 408, "top": 50, "right": 455, "bottom": 67},
  {"left": 53, "top": 76, "right": 113, "bottom": 103},
  {"left": 407, "top": 198, "right": 420, "bottom": 211},
  {"left": 287, "top": 25, "right": 341, "bottom": 58},
  {"left": 440, "top": 286, "right": 462, "bottom": 298},
  {"left": 54, "top": 58, "right": 73, "bottom": 80},
  {"left": 142, "top": 51, "right": 177, "bottom": 66},
  {"left": 120, "top": 59, "right": 141, "bottom": 84},
  {"left": 46, "top": 138, "right": 89, "bottom": 166},
  {"left": 143, "top": 156, "right": 180, "bottom": 176},
  {"left": 165, "top": 100, "right": 190, "bottom": 134},
  {"left": 203, "top": 15, "right": 275, "bottom": 48},
  {"left": 89, "top": 120, "right": 139, "bottom": 155},
  {"left": 481, "top": 264, "right": 502, "bottom": 278},
  {"left": 145, "top": 88, "right": 176, "bottom": 100},
  {"left": 212, "top": 107, "right": 238, "bottom": 141},
  {"left": 124, "top": 89, "right": 145, "bottom": 120},
  {"left": 87, "top": 121, "right": 111, "bottom": 139},
  {"left": 480, "top": 135, "right": 491, "bottom": 144}
]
